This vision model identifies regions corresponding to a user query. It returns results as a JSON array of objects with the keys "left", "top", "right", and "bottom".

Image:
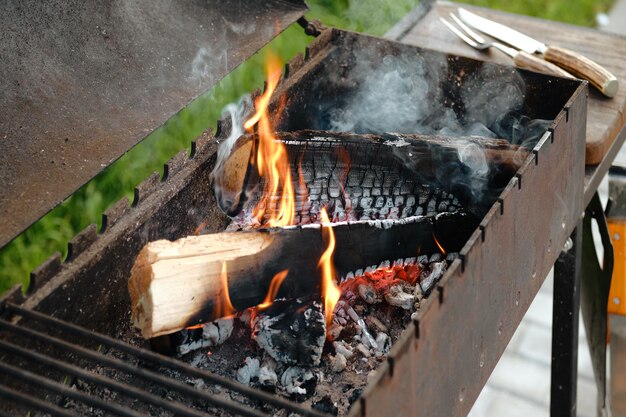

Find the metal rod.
[
  {"left": 0, "top": 319, "right": 268, "bottom": 417},
  {"left": 550, "top": 224, "right": 582, "bottom": 417},
  {"left": 0, "top": 361, "right": 142, "bottom": 417},
  {"left": 0, "top": 384, "right": 78, "bottom": 417},
  {"left": 5, "top": 303, "right": 331, "bottom": 417},
  {"left": 0, "top": 338, "right": 216, "bottom": 417}
]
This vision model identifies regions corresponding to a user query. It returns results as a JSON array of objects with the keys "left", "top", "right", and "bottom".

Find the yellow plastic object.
[{"left": 608, "top": 219, "right": 626, "bottom": 316}]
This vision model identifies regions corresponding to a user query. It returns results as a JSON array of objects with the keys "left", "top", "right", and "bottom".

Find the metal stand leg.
[
  {"left": 551, "top": 224, "right": 582, "bottom": 417},
  {"left": 610, "top": 314, "right": 626, "bottom": 416}
]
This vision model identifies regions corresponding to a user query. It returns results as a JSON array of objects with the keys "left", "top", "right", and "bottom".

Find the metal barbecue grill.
[
  {"left": 0, "top": 302, "right": 330, "bottom": 417},
  {"left": 0, "top": 0, "right": 605, "bottom": 416}
]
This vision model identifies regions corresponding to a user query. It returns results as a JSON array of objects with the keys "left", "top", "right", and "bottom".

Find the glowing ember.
[
  {"left": 257, "top": 269, "right": 288, "bottom": 310},
  {"left": 339, "top": 263, "right": 422, "bottom": 295},
  {"left": 244, "top": 52, "right": 295, "bottom": 227},
  {"left": 214, "top": 261, "right": 236, "bottom": 319},
  {"left": 319, "top": 208, "right": 341, "bottom": 330}
]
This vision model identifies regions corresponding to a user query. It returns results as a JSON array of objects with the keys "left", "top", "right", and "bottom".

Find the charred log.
[
  {"left": 212, "top": 129, "right": 528, "bottom": 219},
  {"left": 129, "top": 212, "right": 475, "bottom": 338}
]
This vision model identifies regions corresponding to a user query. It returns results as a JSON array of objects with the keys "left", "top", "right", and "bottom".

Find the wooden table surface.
[{"left": 387, "top": 1, "right": 626, "bottom": 168}]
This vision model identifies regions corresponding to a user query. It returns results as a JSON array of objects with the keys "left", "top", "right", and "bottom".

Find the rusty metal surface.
[{"left": 0, "top": 0, "right": 307, "bottom": 248}]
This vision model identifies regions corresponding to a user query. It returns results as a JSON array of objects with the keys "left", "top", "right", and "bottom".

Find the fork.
[{"left": 440, "top": 13, "right": 574, "bottom": 79}]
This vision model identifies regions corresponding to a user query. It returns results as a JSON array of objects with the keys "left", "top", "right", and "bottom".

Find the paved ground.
[{"left": 468, "top": 3, "right": 626, "bottom": 416}]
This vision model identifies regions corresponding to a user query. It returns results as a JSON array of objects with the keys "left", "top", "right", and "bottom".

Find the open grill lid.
[{"left": 0, "top": 0, "right": 308, "bottom": 248}]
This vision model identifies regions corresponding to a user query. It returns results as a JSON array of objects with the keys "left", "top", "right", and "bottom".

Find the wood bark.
[{"left": 129, "top": 212, "right": 475, "bottom": 338}]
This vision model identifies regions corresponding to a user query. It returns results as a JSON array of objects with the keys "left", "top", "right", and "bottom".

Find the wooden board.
[{"left": 394, "top": 1, "right": 626, "bottom": 165}]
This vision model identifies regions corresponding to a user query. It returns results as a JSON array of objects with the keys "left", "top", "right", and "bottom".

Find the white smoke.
[
  {"left": 321, "top": 50, "right": 551, "bottom": 215},
  {"left": 210, "top": 95, "right": 253, "bottom": 213}
]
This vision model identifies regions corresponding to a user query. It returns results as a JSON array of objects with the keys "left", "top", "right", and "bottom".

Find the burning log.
[
  {"left": 213, "top": 129, "right": 529, "bottom": 219},
  {"left": 129, "top": 212, "right": 475, "bottom": 338}
]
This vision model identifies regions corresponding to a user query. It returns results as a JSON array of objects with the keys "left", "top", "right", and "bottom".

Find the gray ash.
[{"left": 252, "top": 299, "right": 326, "bottom": 367}]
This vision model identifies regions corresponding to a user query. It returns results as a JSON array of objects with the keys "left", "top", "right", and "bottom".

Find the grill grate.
[{"left": 0, "top": 303, "right": 331, "bottom": 417}]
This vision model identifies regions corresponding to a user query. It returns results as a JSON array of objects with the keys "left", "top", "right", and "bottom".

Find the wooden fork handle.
[
  {"left": 513, "top": 51, "right": 574, "bottom": 79},
  {"left": 543, "top": 46, "right": 618, "bottom": 98}
]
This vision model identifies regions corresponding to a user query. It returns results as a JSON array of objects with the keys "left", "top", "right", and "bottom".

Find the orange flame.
[
  {"left": 257, "top": 269, "right": 288, "bottom": 310},
  {"left": 433, "top": 233, "right": 446, "bottom": 256},
  {"left": 319, "top": 208, "right": 341, "bottom": 330},
  {"left": 214, "top": 261, "right": 236, "bottom": 319},
  {"left": 244, "top": 52, "right": 295, "bottom": 227}
]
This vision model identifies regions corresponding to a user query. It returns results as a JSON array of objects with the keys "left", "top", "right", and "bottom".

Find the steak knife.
[{"left": 458, "top": 8, "right": 619, "bottom": 98}]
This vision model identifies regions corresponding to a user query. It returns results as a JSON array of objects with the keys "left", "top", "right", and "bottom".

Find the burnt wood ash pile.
[{"left": 155, "top": 254, "right": 458, "bottom": 416}]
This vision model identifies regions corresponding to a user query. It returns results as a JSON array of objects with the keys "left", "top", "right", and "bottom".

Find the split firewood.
[
  {"left": 128, "top": 212, "right": 475, "bottom": 338},
  {"left": 212, "top": 129, "right": 529, "bottom": 217}
]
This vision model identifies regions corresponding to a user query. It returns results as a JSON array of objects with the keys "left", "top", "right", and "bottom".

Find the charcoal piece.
[
  {"left": 172, "top": 318, "right": 234, "bottom": 356},
  {"left": 329, "top": 353, "right": 347, "bottom": 373},
  {"left": 252, "top": 299, "right": 326, "bottom": 366},
  {"left": 375, "top": 332, "right": 391, "bottom": 354},
  {"left": 280, "top": 367, "right": 318, "bottom": 399},
  {"left": 258, "top": 358, "right": 278, "bottom": 390},
  {"left": 333, "top": 340, "right": 354, "bottom": 359},
  {"left": 327, "top": 322, "right": 344, "bottom": 341},
  {"left": 313, "top": 395, "right": 339, "bottom": 416},
  {"left": 429, "top": 253, "right": 443, "bottom": 262},
  {"left": 358, "top": 283, "right": 381, "bottom": 304},
  {"left": 236, "top": 357, "right": 260, "bottom": 385},
  {"left": 419, "top": 261, "right": 447, "bottom": 294},
  {"left": 384, "top": 284, "right": 415, "bottom": 310}
]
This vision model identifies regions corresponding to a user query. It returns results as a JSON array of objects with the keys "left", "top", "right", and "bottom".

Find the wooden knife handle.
[
  {"left": 543, "top": 45, "right": 618, "bottom": 98},
  {"left": 513, "top": 51, "right": 575, "bottom": 79}
]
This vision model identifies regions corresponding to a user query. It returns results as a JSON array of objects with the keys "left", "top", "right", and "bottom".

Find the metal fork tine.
[
  {"left": 449, "top": 13, "right": 485, "bottom": 44},
  {"left": 439, "top": 17, "right": 478, "bottom": 48}
]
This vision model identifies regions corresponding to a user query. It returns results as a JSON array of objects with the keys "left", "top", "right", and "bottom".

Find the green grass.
[{"left": 0, "top": 0, "right": 614, "bottom": 294}]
